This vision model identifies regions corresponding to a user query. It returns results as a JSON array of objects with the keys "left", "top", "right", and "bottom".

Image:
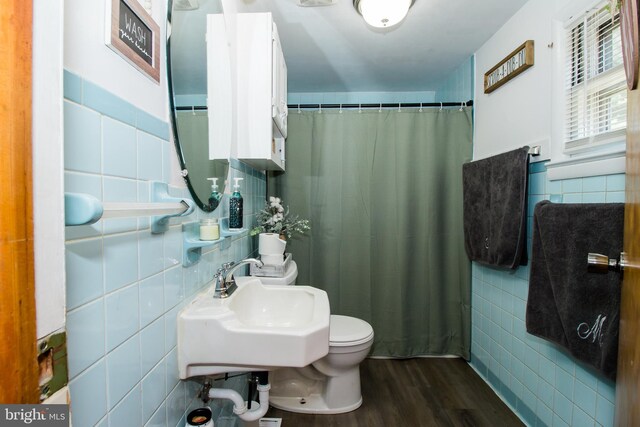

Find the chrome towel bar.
[{"left": 587, "top": 252, "right": 627, "bottom": 274}]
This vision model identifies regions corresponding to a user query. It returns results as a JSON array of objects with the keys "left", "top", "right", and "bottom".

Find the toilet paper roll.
[{"left": 259, "top": 233, "right": 287, "bottom": 255}]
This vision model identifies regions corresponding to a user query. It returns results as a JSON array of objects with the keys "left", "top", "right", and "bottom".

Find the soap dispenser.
[
  {"left": 207, "top": 177, "right": 222, "bottom": 211},
  {"left": 229, "top": 177, "right": 244, "bottom": 229}
]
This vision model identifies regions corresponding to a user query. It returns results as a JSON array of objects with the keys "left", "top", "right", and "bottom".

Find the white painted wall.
[
  {"left": 473, "top": 0, "right": 570, "bottom": 161},
  {"left": 33, "top": 0, "right": 65, "bottom": 338},
  {"left": 64, "top": 0, "right": 168, "bottom": 120}
]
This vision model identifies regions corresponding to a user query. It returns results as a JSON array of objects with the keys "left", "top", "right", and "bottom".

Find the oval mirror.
[{"left": 167, "top": 0, "right": 229, "bottom": 212}]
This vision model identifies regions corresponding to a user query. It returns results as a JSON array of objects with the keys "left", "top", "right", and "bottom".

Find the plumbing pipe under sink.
[{"left": 208, "top": 383, "right": 271, "bottom": 422}]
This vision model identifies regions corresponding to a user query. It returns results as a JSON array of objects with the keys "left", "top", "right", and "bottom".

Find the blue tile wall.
[
  {"left": 433, "top": 56, "right": 475, "bottom": 103},
  {"left": 287, "top": 58, "right": 473, "bottom": 107},
  {"left": 64, "top": 71, "right": 265, "bottom": 427},
  {"left": 287, "top": 90, "right": 436, "bottom": 105},
  {"left": 470, "top": 161, "right": 623, "bottom": 427},
  {"left": 64, "top": 102, "right": 102, "bottom": 174},
  {"left": 105, "top": 284, "right": 139, "bottom": 352},
  {"left": 287, "top": 59, "right": 474, "bottom": 111}
]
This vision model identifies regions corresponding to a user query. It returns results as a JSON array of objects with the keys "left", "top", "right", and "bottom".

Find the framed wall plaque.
[
  {"left": 484, "top": 40, "right": 535, "bottom": 94},
  {"left": 621, "top": 0, "right": 639, "bottom": 90},
  {"left": 105, "top": 0, "right": 160, "bottom": 83}
]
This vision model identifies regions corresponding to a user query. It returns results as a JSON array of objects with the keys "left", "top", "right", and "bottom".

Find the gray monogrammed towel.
[
  {"left": 526, "top": 200, "right": 623, "bottom": 380},
  {"left": 462, "top": 147, "right": 529, "bottom": 269}
]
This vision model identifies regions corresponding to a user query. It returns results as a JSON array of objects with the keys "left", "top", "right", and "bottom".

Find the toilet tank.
[{"left": 253, "top": 261, "right": 298, "bottom": 286}]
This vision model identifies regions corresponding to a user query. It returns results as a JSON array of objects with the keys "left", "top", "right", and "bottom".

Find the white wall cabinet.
[{"left": 236, "top": 12, "right": 288, "bottom": 171}]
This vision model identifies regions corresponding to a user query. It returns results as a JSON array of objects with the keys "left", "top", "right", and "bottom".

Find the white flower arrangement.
[{"left": 250, "top": 196, "right": 311, "bottom": 239}]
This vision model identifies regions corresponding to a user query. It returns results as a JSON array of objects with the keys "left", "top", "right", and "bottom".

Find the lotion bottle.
[
  {"left": 207, "top": 177, "right": 222, "bottom": 211},
  {"left": 229, "top": 177, "right": 244, "bottom": 229}
]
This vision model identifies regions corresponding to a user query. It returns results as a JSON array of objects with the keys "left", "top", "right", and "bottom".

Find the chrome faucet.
[{"left": 213, "top": 258, "right": 264, "bottom": 298}]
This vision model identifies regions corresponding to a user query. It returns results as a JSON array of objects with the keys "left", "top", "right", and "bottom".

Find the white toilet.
[{"left": 255, "top": 261, "right": 374, "bottom": 414}]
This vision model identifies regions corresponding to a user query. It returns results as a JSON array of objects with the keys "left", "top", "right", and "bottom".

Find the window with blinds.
[{"left": 564, "top": 3, "right": 627, "bottom": 152}]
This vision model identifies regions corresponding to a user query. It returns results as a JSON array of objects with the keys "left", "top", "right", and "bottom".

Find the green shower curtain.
[{"left": 271, "top": 108, "right": 473, "bottom": 358}]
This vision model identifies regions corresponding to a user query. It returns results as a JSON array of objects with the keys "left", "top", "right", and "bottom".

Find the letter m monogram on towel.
[{"left": 576, "top": 314, "right": 607, "bottom": 347}]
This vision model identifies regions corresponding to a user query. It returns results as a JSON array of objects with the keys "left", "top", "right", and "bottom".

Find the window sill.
[{"left": 546, "top": 148, "right": 626, "bottom": 180}]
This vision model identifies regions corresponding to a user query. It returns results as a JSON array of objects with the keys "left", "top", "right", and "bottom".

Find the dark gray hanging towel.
[
  {"left": 526, "top": 200, "right": 623, "bottom": 380},
  {"left": 462, "top": 147, "right": 529, "bottom": 269}
]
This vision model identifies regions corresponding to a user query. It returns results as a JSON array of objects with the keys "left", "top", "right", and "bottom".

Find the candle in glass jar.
[{"left": 200, "top": 218, "right": 220, "bottom": 240}]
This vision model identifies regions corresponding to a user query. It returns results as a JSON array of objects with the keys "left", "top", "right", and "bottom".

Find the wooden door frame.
[{"left": 0, "top": 1, "right": 39, "bottom": 403}]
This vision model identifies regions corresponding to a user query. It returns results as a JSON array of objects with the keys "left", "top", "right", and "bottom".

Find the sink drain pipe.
[{"left": 208, "top": 373, "right": 270, "bottom": 422}]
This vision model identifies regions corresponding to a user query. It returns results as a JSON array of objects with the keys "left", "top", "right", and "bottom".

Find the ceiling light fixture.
[{"left": 353, "top": 0, "right": 414, "bottom": 29}]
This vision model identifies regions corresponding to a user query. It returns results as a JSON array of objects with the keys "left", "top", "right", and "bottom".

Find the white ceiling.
[
  {"left": 238, "top": 0, "right": 528, "bottom": 93},
  {"left": 170, "top": 0, "right": 529, "bottom": 96}
]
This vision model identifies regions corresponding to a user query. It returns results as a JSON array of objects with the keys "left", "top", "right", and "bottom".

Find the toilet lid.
[{"left": 329, "top": 315, "right": 374, "bottom": 347}]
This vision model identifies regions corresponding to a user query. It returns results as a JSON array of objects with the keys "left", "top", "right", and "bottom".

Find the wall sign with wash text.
[
  {"left": 484, "top": 40, "right": 534, "bottom": 94},
  {"left": 105, "top": 0, "right": 160, "bottom": 83}
]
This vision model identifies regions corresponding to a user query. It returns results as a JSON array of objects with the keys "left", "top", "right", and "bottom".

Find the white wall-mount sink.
[{"left": 177, "top": 276, "right": 330, "bottom": 378}]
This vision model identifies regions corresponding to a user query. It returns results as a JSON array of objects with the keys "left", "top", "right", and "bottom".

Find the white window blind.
[{"left": 564, "top": 3, "right": 627, "bottom": 152}]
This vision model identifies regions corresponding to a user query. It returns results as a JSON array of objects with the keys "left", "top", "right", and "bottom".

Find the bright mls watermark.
[{"left": 0, "top": 405, "right": 68, "bottom": 426}]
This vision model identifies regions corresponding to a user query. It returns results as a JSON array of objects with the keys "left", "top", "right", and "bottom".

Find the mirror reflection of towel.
[
  {"left": 462, "top": 147, "right": 529, "bottom": 269},
  {"left": 526, "top": 201, "right": 623, "bottom": 380}
]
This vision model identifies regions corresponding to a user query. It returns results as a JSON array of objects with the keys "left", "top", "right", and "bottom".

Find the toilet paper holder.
[{"left": 251, "top": 253, "right": 292, "bottom": 277}]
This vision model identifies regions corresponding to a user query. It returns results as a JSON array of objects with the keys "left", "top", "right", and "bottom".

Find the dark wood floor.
[{"left": 265, "top": 358, "right": 524, "bottom": 427}]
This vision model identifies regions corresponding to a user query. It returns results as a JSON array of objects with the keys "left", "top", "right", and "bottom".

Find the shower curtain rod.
[
  {"left": 176, "top": 106, "right": 207, "bottom": 111},
  {"left": 176, "top": 100, "right": 474, "bottom": 111},
  {"left": 288, "top": 100, "right": 474, "bottom": 109}
]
